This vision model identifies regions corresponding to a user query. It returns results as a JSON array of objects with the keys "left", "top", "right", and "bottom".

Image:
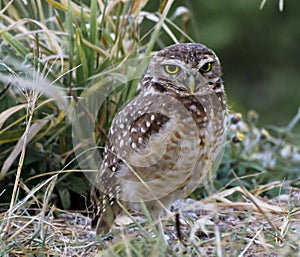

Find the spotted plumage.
[{"left": 90, "top": 43, "right": 227, "bottom": 235}]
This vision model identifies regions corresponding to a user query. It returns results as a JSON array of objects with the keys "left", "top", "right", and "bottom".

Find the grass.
[
  {"left": 0, "top": 0, "right": 300, "bottom": 256},
  {"left": 1, "top": 176, "right": 300, "bottom": 256}
]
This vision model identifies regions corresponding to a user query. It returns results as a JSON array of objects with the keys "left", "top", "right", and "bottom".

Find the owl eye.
[
  {"left": 199, "top": 62, "right": 212, "bottom": 73},
  {"left": 164, "top": 64, "right": 180, "bottom": 75}
]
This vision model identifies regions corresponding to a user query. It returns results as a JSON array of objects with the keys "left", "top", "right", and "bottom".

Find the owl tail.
[{"left": 91, "top": 201, "right": 122, "bottom": 235}]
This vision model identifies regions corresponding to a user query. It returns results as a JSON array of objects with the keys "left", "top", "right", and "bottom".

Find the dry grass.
[{"left": 1, "top": 181, "right": 300, "bottom": 256}]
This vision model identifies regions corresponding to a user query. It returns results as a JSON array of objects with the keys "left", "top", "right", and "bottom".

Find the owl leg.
[
  {"left": 149, "top": 204, "right": 169, "bottom": 243},
  {"left": 92, "top": 202, "right": 122, "bottom": 235},
  {"left": 175, "top": 213, "right": 183, "bottom": 242},
  {"left": 155, "top": 216, "right": 169, "bottom": 243}
]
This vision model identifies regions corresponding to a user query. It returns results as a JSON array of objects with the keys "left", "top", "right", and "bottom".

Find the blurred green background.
[{"left": 149, "top": 0, "right": 300, "bottom": 128}]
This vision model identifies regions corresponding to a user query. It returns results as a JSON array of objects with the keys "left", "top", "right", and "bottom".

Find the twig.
[{"left": 238, "top": 228, "right": 262, "bottom": 257}]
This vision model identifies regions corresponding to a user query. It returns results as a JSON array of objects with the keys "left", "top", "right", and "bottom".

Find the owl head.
[{"left": 142, "top": 43, "right": 223, "bottom": 96}]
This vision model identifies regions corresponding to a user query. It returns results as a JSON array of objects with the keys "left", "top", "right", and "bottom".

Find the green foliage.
[{"left": 217, "top": 109, "right": 300, "bottom": 198}]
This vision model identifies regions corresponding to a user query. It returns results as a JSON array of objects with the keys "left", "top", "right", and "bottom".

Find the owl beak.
[{"left": 188, "top": 75, "right": 195, "bottom": 94}]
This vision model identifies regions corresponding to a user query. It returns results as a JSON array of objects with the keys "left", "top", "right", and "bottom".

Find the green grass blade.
[{"left": 1, "top": 32, "right": 29, "bottom": 58}]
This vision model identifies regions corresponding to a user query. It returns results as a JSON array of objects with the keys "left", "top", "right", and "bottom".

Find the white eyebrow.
[
  {"left": 160, "top": 59, "right": 186, "bottom": 66},
  {"left": 199, "top": 56, "right": 215, "bottom": 68}
]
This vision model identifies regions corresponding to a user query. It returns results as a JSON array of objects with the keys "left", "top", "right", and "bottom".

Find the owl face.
[{"left": 142, "top": 43, "right": 222, "bottom": 96}]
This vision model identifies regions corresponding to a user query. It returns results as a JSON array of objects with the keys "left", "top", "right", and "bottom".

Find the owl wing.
[{"left": 109, "top": 91, "right": 175, "bottom": 169}]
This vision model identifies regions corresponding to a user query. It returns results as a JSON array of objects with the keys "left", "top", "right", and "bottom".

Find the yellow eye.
[
  {"left": 199, "top": 62, "right": 212, "bottom": 73},
  {"left": 164, "top": 64, "right": 180, "bottom": 74}
]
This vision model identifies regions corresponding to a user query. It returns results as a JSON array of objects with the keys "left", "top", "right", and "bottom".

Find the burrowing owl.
[{"left": 90, "top": 43, "right": 226, "bottom": 235}]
